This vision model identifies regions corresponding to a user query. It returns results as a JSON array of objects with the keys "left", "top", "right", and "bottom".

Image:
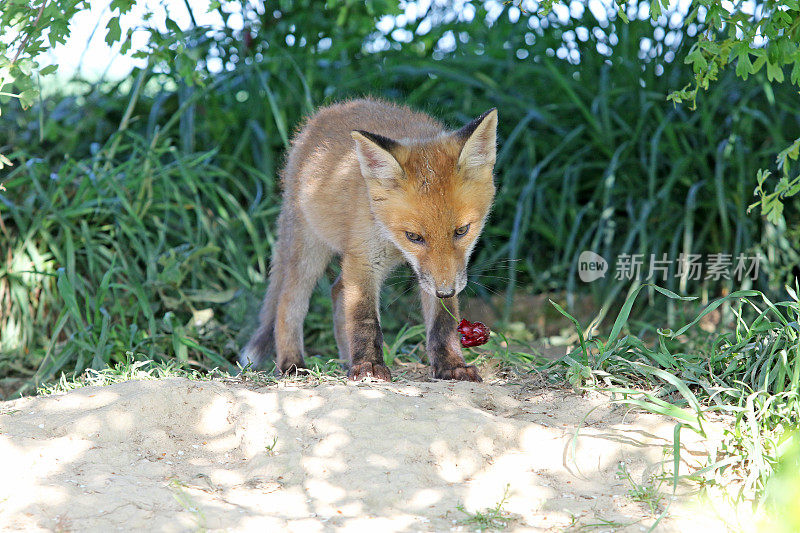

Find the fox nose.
[{"left": 435, "top": 288, "right": 456, "bottom": 299}]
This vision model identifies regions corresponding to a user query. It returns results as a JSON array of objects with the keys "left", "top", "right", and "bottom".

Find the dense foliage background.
[{"left": 1, "top": 1, "right": 799, "bottom": 388}]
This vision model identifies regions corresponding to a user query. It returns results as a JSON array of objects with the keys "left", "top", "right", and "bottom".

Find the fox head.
[{"left": 351, "top": 109, "right": 497, "bottom": 298}]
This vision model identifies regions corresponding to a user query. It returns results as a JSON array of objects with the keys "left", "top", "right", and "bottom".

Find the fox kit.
[{"left": 241, "top": 98, "right": 497, "bottom": 382}]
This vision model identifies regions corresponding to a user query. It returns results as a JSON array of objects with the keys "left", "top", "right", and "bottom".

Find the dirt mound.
[{"left": 0, "top": 377, "right": 731, "bottom": 531}]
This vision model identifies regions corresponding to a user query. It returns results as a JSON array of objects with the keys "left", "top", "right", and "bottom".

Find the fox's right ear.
[{"left": 351, "top": 130, "right": 403, "bottom": 183}]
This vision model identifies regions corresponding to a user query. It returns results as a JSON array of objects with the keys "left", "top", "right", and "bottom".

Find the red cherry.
[{"left": 456, "top": 318, "right": 490, "bottom": 347}]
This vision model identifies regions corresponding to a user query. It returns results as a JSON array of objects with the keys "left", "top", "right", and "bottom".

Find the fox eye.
[
  {"left": 405, "top": 231, "right": 424, "bottom": 244},
  {"left": 454, "top": 223, "right": 470, "bottom": 238}
]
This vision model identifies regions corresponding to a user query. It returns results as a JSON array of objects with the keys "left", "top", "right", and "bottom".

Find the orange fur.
[{"left": 241, "top": 98, "right": 498, "bottom": 382}]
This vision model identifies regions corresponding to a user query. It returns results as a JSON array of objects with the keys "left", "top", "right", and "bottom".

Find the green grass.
[
  {"left": 37, "top": 357, "right": 219, "bottom": 395},
  {"left": 565, "top": 513, "right": 635, "bottom": 532},
  {"left": 617, "top": 461, "right": 665, "bottom": 515},
  {"left": 1, "top": 133, "right": 270, "bottom": 392},
  {"left": 3, "top": 15, "right": 798, "bottom": 390},
  {"left": 550, "top": 282, "right": 800, "bottom": 512},
  {"left": 456, "top": 484, "right": 515, "bottom": 531},
  {"left": 264, "top": 435, "right": 278, "bottom": 456}
]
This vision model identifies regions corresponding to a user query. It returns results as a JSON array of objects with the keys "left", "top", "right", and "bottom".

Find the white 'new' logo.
[{"left": 578, "top": 251, "right": 608, "bottom": 282}]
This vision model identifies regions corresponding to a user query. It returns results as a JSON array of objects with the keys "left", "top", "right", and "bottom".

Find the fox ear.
[
  {"left": 351, "top": 130, "right": 403, "bottom": 183},
  {"left": 455, "top": 108, "right": 497, "bottom": 170}
]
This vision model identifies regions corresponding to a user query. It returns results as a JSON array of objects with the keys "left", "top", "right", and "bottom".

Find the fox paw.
[
  {"left": 434, "top": 365, "right": 482, "bottom": 382},
  {"left": 348, "top": 362, "right": 392, "bottom": 382},
  {"left": 277, "top": 360, "right": 307, "bottom": 376}
]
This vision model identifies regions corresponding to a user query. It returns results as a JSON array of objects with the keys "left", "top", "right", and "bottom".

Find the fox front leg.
[
  {"left": 421, "top": 292, "right": 482, "bottom": 382},
  {"left": 339, "top": 253, "right": 392, "bottom": 381}
]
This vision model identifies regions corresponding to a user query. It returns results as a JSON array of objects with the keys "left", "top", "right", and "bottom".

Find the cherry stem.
[{"left": 439, "top": 298, "right": 458, "bottom": 321}]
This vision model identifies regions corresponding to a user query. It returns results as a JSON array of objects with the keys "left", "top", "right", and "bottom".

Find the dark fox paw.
[
  {"left": 348, "top": 362, "right": 392, "bottom": 382},
  {"left": 277, "top": 360, "right": 307, "bottom": 376},
  {"left": 433, "top": 365, "right": 482, "bottom": 382}
]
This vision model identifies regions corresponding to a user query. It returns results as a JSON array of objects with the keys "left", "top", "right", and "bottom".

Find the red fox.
[{"left": 241, "top": 98, "right": 497, "bottom": 382}]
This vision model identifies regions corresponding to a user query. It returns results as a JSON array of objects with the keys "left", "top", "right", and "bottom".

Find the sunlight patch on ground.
[{"left": 0, "top": 377, "right": 740, "bottom": 531}]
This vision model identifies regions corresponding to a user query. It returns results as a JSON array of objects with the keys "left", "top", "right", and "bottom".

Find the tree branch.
[{"left": 10, "top": 0, "right": 49, "bottom": 67}]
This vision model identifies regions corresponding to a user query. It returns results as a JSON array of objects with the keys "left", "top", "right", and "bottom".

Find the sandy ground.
[{"left": 0, "top": 374, "right": 738, "bottom": 532}]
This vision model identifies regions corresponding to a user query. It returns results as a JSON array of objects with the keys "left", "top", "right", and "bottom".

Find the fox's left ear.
[{"left": 455, "top": 108, "right": 497, "bottom": 171}]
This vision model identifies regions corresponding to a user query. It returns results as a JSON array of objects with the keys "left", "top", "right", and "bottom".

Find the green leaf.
[
  {"left": 120, "top": 29, "right": 133, "bottom": 55},
  {"left": 110, "top": 0, "right": 135, "bottom": 14},
  {"left": 791, "top": 61, "right": 800, "bottom": 85},
  {"left": 56, "top": 268, "right": 85, "bottom": 328},
  {"left": 38, "top": 64, "right": 58, "bottom": 76},
  {"left": 549, "top": 299, "right": 590, "bottom": 360},
  {"left": 44, "top": 18, "right": 69, "bottom": 46},
  {"left": 604, "top": 284, "right": 695, "bottom": 351},
  {"left": 776, "top": 138, "right": 800, "bottom": 171},
  {"left": 671, "top": 290, "right": 761, "bottom": 338},
  {"left": 105, "top": 17, "right": 121, "bottom": 46},
  {"left": 685, "top": 47, "right": 708, "bottom": 73},
  {"left": 166, "top": 18, "right": 181, "bottom": 35},
  {"left": 629, "top": 362, "right": 703, "bottom": 413},
  {"left": 649, "top": 0, "right": 662, "bottom": 19},
  {"left": 19, "top": 88, "right": 38, "bottom": 108},
  {"left": 698, "top": 39, "right": 721, "bottom": 55},
  {"left": 611, "top": 397, "right": 703, "bottom": 431},
  {"left": 735, "top": 51, "right": 753, "bottom": 79},
  {"left": 18, "top": 59, "right": 33, "bottom": 76},
  {"left": 766, "top": 197, "right": 785, "bottom": 224},
  {"left": 766, "top": 60, "right": 785, "bottom": 82}
]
